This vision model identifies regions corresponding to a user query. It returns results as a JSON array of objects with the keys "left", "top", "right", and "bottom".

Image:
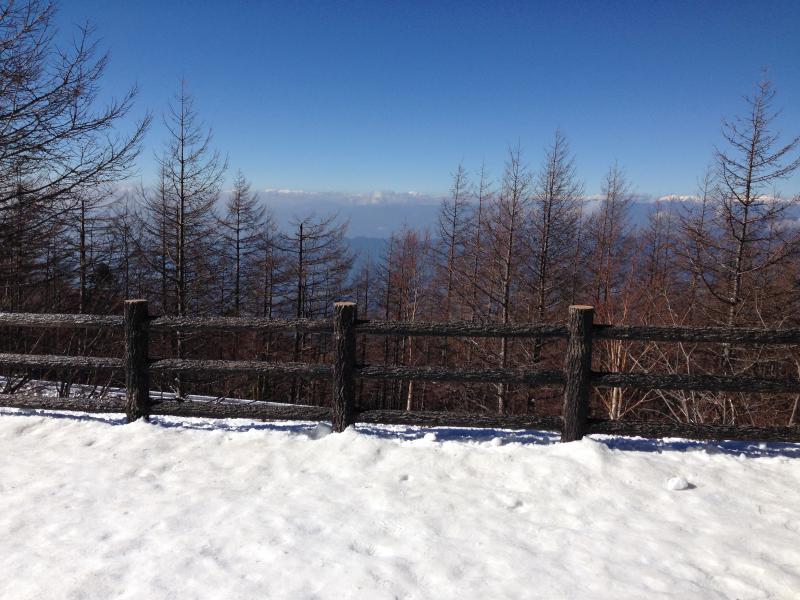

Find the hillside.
[{"left": 1, "top": 408, "right": 798, "bottom": 599}]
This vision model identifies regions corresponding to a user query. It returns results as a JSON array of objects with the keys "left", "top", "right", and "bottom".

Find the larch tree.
[
  {"left": 277, "top": 213, "right": 353, "bottom": 403},
  {"left": 466, "top": 162, "right": 492, "bottom": 321},
  {"left": 107, "top": 193, "right": 144, "bottom": 303},
  {"left": 0, "top": 1, "right": 149, "bottom": 211},
  {"left": 375, "top": 236, "right": 396, "bottom": 408},
  {"left": 526, "top": 130, "right": 583, "bottom": 362},
  {"left": 156, "top": 81, "right": 226, "bottom": 318},
  {"left": 139, "top": 167, "right": 176, "bottom": 314},
  {"left": 486, "top": 144, "right": 531, "bottom": 414},
  {"left": 685, "top": 80, "right": 800, "bottom": 425},
  {"left": 434, "top": 163, "right": 472, "bottom": 370},
  {"left": 436, "top": 163, "right": 471, "bottom": 323},
  {"left": 221, "top": 171, "right": 265, "bottom": 317},
  {"left": 151, "top": 81, "right": 225, "bottom": 398},
  {"left": 0, "top": 0, "right": 148, "bottom": 312},
  {"left": 252, "top": 208, "right": 284, "bottom": 401},
  {"left": 585, "top": 162, "right": 634, "bottom": 420},
  {"left": 65, "top": 188, "right": 115, "bottom": 314},
  {"left": 679, "top": 168, "right": 715, "bottom": 322},
  {"left": 587, "top": 162, "right": 634, "bottom": 311},
  {"left": 376, "top": 226, "right": 433, "bottom": 411},
  {"left": 705, "top": 80, "right": 800, "bottom": 334}
]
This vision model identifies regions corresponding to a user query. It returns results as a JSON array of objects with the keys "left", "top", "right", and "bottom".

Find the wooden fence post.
[
  {"left": 562, "top": 305, "right": 593, "bottom": 442},
  {"left": 125, "top": 299, "right": 150, "bottom": 422},
  {"left": 333, "top": 301, "right": 357, "bottom": 432}
]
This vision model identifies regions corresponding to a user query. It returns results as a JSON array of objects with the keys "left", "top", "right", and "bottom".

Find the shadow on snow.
[{"left": 1, "top": 406, "right": 798, "bottom": 459}]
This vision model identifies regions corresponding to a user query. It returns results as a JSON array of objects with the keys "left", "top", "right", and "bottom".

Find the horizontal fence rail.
[
  {"left": 0, "top": 300, "right": 799, "bottom": 443},
  {"left": 0, "top": 313, "right": 124, "bottom": 329},
  {"left": 149, "top": 359, "right": 332, "bottom": 378},
  {"left": 6, "top": 311, "right": 800, "bottom": 344},
  {"left": 354, "top": 321, "right": 569, "bottom": 339},
  {"left": 0, "top": 353, "right": 123, "bottom": 371},
  {"left": 355, "top": 365, "right": 565, "bottom": 386},
  {"left": 592, "top": 372, "right": 800, "bottom": 394},
  {"left": 594, "top": 324, "right": 800, "bottom": 345},
  {"left": 150, "top": 315, "right": 333, "bottom": 333}
]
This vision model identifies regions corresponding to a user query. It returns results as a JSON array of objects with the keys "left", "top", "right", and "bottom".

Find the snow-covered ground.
[{"left": 1, "top": 408, "right": 799, "bottom": 599}]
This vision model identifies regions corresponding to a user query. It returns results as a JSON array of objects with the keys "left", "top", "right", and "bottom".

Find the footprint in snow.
[
  {"left": 495, "top": 494, "right": 524, "bottom": 511},
  {"left": 508, "top": 499, "right": 524, "bottom": 511}
]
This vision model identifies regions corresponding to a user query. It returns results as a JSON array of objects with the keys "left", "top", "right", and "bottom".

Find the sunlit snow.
[{"left": 1, "top": 408, "right": 799, "bottom": 599}]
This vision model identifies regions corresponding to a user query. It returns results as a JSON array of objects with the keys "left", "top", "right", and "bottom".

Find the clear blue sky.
[{"left": 56, "top": 0, "right": 800, "bottom": 197}]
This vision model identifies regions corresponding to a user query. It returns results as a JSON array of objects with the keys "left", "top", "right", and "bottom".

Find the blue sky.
[{"left": 56, "top": 1, "right": 800, "bottom": 198}]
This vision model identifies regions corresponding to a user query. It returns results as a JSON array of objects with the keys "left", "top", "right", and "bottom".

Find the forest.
[{"left": 1, "top": 1, "right": 799, "bottom": 427}]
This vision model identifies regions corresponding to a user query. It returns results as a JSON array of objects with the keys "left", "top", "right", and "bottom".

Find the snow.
[
  {"left": 665, "top": 475, "right": 691, "bottom": 491},
  {"left": 1, "top": 408, "right": 799, "bottom": 599}
]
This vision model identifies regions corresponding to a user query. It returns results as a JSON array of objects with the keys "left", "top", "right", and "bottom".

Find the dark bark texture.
[
  {"left": 332, "top": 302, "right": 357, "bottom": 432},
  {"left": 149, "top": 359, "right": 331, "bottom": 378},
  {"left": 357, "top": 365, "right": 564, "bottom": 385},
  {"left": 125, "top": 300, "right": 150, "bottom": 421},
  {"left": 561, "top": 305, "right": 593, "bottom": 442}
]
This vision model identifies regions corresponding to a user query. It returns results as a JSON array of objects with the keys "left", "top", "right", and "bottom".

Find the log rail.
[{"left": 0, "top": 300, "right": 799, "bottom": 443}]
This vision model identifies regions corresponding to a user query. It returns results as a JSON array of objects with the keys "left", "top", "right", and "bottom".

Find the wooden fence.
[{"left": 1, "top": 299, "right": 799, "bottom": 443}]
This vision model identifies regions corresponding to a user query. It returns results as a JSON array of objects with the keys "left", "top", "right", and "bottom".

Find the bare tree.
[
  {"left": 432, "top": 163, "right": 472, "bottom": 372},
  {"left": 138, "top": 167, "right": 176, "bottom": 314},
  {"left": 0, "top": 0, "right": 149, "bottom": 312},
  {"left": 675, "top": 80, "right": 800, "bottom": 425},
  {"left": 63, "top": 188, "right": 115, "bottom": 314},
  {"left": 679, "top": 168, "right": 715, "bottom": 321},
  {"left": 149, "top": 81, "right": 225, "bottom": 398},
  {"left": 526, "top": 130, "right": 583, "bottom": 360},
  {"left": 107, "top": 193, "right": 144, "bottom": 302},
  {"left": 0, "top": 1, "right": 149, "bottom": 210},
  {"left": 221, "top": 171, "right": 265, "bottom": 316},
  {"left": 466, "top": 161, "right": 492, "bottom": 321},
  {"left": 587, "top": 162, "right": 634, "bottom": 309},
  {"left": 486, "top": 144, "right": 531, "bottom": 414},
  {"left": 376, "top": 227, "right": 433, "bottom": 410},
  {"left": 585, "top": 163, "right": 635, "bottom": 420},
  {"left": 436, "top": 163, "right": 471, "bottom": 323},
  {"left": 706, "top": 80, "right": 800, "bottom": 334},
  {"left": 155, "top": 80, "right": 226, "bottom": 317},
  {"left": 253, "top": 207, "right": 284, "bottom": 401},
  {"left": 277, "top": 213, "right": 353, "bottom": 403}
]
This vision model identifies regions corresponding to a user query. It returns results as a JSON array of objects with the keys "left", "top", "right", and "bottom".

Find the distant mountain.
[
  {"left": 623, "top": 197, "right": 800, "bottom": 228},
  {"left": 261, "top": 189, "right": 442, "bottom": 238},
  {"left": 258, "top": 190, "right": 800, "bottom": 241}
]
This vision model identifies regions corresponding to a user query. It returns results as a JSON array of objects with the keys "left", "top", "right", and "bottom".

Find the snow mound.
[
  {"left": 1, "top": 408, "right": 799, "bottom": 599},
  {"left": 306, "top": 422, "right": 333, "bottom": 439},
  {"left": 666, "top": 475, "right": 691, "bottom": 491}
]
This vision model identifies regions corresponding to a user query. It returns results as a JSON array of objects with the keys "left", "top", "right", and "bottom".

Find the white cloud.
[
  {"left": 256, "top": 189, "right": 443, "bottom": 207},
  {"left": 262, "top": 188, "right": 313, "bottom": 195}
]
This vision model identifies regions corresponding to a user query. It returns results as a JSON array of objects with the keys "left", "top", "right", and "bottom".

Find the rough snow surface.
[{"left": 1, "top": 408, "right": 799, "bottom": 599}]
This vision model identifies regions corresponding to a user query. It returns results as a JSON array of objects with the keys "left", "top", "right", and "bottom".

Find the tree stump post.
[
  {"left": 333, "top": 301, "right": 357, "bottom": 432},
  {"left": 125, "top": 299, "right": 150, "bottom": 422},
  {"left": 561, "top": 305, "right": 593, "bottom": 442}
]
